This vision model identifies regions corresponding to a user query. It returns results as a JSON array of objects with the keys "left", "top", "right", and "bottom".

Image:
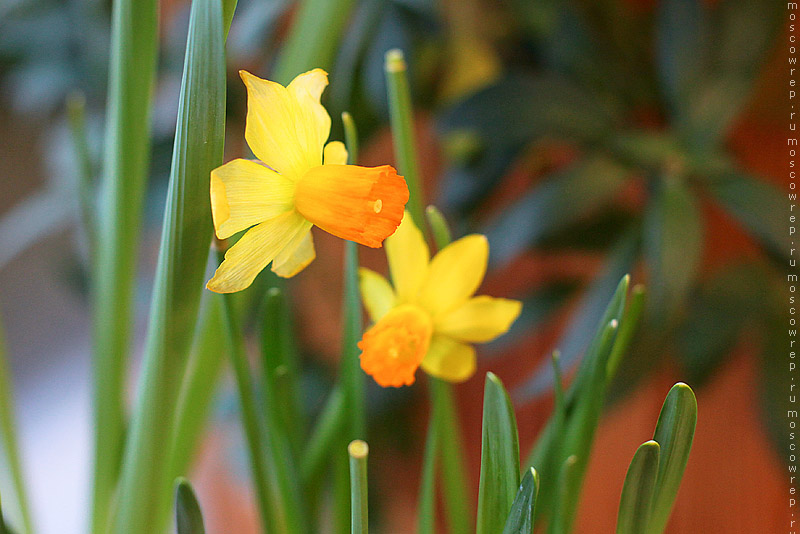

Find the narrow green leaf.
[
  {"left": 516, "top": 244, "right": 634, "bottom": 401},
  {"left": 606, "top": 284, "right": 646, "bottom": 382},
  {"left": 273, "top": 0, "right": 356, "bottom": 84},
  {"left": 548, "top": 456, "right": 579, "bottom": 534},
  {"left": 0, "top": 322, "right": 32, "bottom": 534},
  {"left": 348, "top": 441, "right": 369, "bottom": 534},
  {"left": 526, "top": 278, "right": 628, "bottom": 525},
  {"left": 66, "top": 91, "right": 96, "bottom": 259},
  {"left": 169, "top": 295, "right": 228, "bottom": 482},
  {"left": 425, "top": 205, "right": 453, "bottom": 250},
  {"left": 432, "top": 379, "right": 472, "bottom": 534},
  {"left": 220, "top": 287, "right": 292, "bottom": 533},
  {"left": 385, "top": 49, "right": 425, "bottom": 227},
  {"left": 549, "top": 320, "right": 619, "bottom": 533},
  {"left": 110, "top": 0, "right": 226, "bottom": 531},
  {"left": 261, "top": 287, "right": 305, "bottom": 459},
  {"left": 477, "top": 373, "right": 521, "bottom": 534},
  {"left": 616, "top": 441, "right": 660, "bottom": 534},
  {"left": 301, "top": 386, "right": 347, "bottom": 486},
  {"left": 90, "top": 0, "right": 158, "bottom": 528},
  {"left": 174, "top": 478, "right": 206, "bottom": 534},
  {"left": 502, "top": 467, "right": 539, "bottom": 534},
  {"left": 417, "top": 395, "right": 440, "bottom": 534},
  {"left": 342, "top": 112, "right": 359, "bottom": 164},
  {"left": 644, "top": 177, "right": 702, "bottom": 323},
  {"left": 647, "top": 383, "right": 697, "bottom": 534}
]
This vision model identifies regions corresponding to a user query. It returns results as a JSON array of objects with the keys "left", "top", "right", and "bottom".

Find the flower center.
[{"left": 357, "top": 305, "right": 433, "bottom": 387}]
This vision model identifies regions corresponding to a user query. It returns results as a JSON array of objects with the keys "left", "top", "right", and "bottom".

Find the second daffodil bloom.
[
  {"left": 357, "top": 213, "right": 522, "bottom": 387},
  {"left": 206, "top": 69, "right": 409, "bottom": 293}
]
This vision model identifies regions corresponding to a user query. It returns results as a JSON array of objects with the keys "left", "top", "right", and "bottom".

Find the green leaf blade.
[
  {"left": 174, "top": 478, "right": 206, "bottom": 534},
  {"left": 616, "top": 441, "right": 660, "bottom": 534},
  {"left": 648, "top": 383, "right": 698, "bottom": 534},
  {"left": 111, "top": 0, "right": 227, "bottom": 531},
  {"left": 502, "top": 467, "right": 539, "bottom": 534},
  {"left": 477, "top": 373, "right": 521, "bottom": 534}
]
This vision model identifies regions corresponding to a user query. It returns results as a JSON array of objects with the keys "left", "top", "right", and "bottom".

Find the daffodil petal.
[
  {"left": 323, "top": 141, "right": 348, "bottom": 165},
  {"left": 240, "top": 70, "right": 327, "bottom": 180},
  {"left": 418, "top": 234, "right": 488, "bottom": 316},
  {"left": 210, "top": 158, "right": 296, "bottom": 240},
  {"left": 434, "top": 295, "right": 522, "bottom": 343},
  {"left": 287, "top": 69, "right": 332, "bottom": 164},
  {"left": 359, "top": 268, "right": 396, "bottom": 322},
  {"left": 385, "top": 212, "right": 429, "bottom": 302},
  {"left": 420, "top": 335, "right": 476, "bottom": 383},
  {"left": 207, "top": 211, "right": 311, "bottom": 293},
  {"left": 271, "top": 227, "right": 315, "bottom": 278}
]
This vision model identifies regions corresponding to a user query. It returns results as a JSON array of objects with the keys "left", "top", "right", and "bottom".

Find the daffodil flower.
[
  {"left": 207, "top": 69, "right": 409, "bottom": 293},
  {"left": 357, "top": 213, "right": 522, "bottom": 387}
]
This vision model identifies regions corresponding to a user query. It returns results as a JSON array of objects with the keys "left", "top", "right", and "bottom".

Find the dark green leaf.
[
  {"left": 484, "top": 155, "right": 629, "bottom": 269},
  {"left": 648, "top": 383, "right": 697, "bottom": 534},
  {"left": 174, "top": 478, "right": 205, "bottom": 534},
  {"left": 438, "top": 73, "right": 618, "bottom": 148},
  {"left": 703, "top": 170, "right": 790, "bottom": 259},
  {"left": 656, "top": 0, "right": 707, "bottom": 127},
  {"left": 616, "top": 441, "right": 660, "bottom": 534},
  {"left": 644, "top": 177, "right": 702, "bottom": 323},
  {"left": 477, "top": 373, "right": 521, "bottom": 534},
  {"left": 502, "top": 467, "right": 539, "bottom": 534},
  {"left": 548, "top": 455, "right": 579, "bottom": 534}
]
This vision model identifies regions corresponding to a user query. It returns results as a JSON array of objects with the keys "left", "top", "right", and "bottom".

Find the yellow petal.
[
  {"left": 288, "top": 69, "right": 332, "bottom": 162},
  {"left": 210, "top": 159, "right": 296, "bottom": 240},
  {"left": 420, "top": 335, "right": 476, "bottom": 383},
  {"left": 385, "top": 212, "right": 429, "bottom": 302},
  {"left": 271, "top": 228, "right": 315, "bottom": 278},
  {"left": 240, "top": 70, "right": 329, "bottom": 180},
  {"left": 417, "top": 234, "right": 488, "bottom": 316},
  {"left": 207, "top": 211, "right": 311, "bottom": 293},
  {"left": 434, "top": 296, "right": 522, "bottom": 343},
  {"left": 323, "top": 141, "right": 348, "bottom": 165},
  {"left": 359, "top": 268, "right": 396, "bottom": 322}
]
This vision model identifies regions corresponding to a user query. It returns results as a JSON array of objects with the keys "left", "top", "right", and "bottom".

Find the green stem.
[
  {"left": 218, "top": 289, "right": 280, "bottom": 533},
  {"left": 417, "top": 394, "right": 440, "bottom": 534},
  {"left": 66, "top": 91, "right": 96, "bottom": 260},
  {"left": 0, "top": 321, "right": 33, "bottom": 534},
  {"left": 90, "top": 0, "right": 158, "bottom": 530},
  {"left": 385, "top": 49, "right": 425, "bottom": 227},
  {"left": 348, "top": 441, "right": 369, "bottom": 534},
  {"left": 301, "top": 386, "right": 347, "bottom": 486},
  {"left": 427, "top": 214, "right": 472, "bottom": 534},
  {"left": 261, "top": 287, "right": 306, "bottom": 460},
  {"left": 432, "top": 379, "right": 472, "bottom": 534}
]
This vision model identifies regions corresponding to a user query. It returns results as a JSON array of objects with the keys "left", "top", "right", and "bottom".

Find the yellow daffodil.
[
  {"left": 207, "top": 70, "right": 409, "bottom": 293},
  {"left": 357, "top": 213, "right": 522, "bottom": 387}
]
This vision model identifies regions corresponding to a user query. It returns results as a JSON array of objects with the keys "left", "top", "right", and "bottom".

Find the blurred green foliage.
[{"left": 0, "top": 0, "right": 790, "bottom": 467}]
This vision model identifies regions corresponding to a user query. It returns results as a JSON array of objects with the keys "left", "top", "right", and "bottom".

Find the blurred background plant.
[{"left": 0, "top": 0, "right": 791, "bottom": 532}]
